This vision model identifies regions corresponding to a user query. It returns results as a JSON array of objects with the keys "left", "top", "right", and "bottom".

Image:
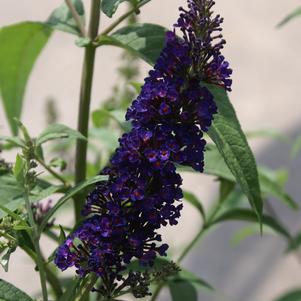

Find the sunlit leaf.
[
  {"left": 96, "top": 23, "right": 167, "bottom": 66},
  {"left": 0, "top": 279, "right": 33, "bottom": 301},
  {"left": 0, "top": 22, "right": 51, "bottom": 134},
  {"left": 36, "top": 123, "right": 86, "bottom": 146},
  {"left": 46, "top": 0, "right": 85, "bottom": 35}
]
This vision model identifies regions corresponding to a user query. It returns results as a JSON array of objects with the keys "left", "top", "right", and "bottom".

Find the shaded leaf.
[
  {"left": 0, "top": 279, "right": 33, "bottom": 301},
  {"left": 36, "top": 123, "right": 86, "bottom": 146},
  {"left": 211, "top": 208, "right": 290, "bottom": 239},
  {"left": 169, "top": 279, "right": 198, "bottom": 301},
  {"left": 231, "top": 224, "right": 274, "bottom": 246},
  {"left": 173, "top": 269, "right": 214, "bottom": 291},
  {"left": 0, "top": 22, "right": 51, "bottom": 135},
  {"left": 40, "top": 175, "right": 108, "bottom": 232},
  {"left": 274, "top": 289, "right": 301, "bottom": 301},
  {"left": 287, "top": 231, "right": 301, "bottom": 252},
  {"left": 57, "top": 277, "right": 81, "bottom": 301},
  {"left": 206, "top": 84, "right": 263, "bottom": 223},
  {"left": 277, "top": 6, "right": 301, "bottom": 27},
  {"left": 183, "top": 190, "right": 206, "bottom": 221},
  {"left": 259, "top": 167, "right": 298, "bottom": 210},
  {"left": 96, "top": 23, "right": 167, "bottom": 65},
  {"left": 46, "top": 0, "right": 85, "bottom": 35}
]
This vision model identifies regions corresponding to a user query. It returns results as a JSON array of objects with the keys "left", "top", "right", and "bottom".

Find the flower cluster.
[{"left": 55, "top": 0, "right": 232, "bottom": 298}]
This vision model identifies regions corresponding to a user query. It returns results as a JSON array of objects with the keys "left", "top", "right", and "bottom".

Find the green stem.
[
  {"left": 35, "top": 155, "right": 68, "bottom": 187},
  {"left": 74, "top": 0, "right": 101, "bottom": 221},
  {"left": 95, "top": 0, "right": 150, "bottom": 39},
  {"left": 75, "top": 274, "right": 98, "bottom": 301},
  {"left": 22, "top": 245, "right": 63, "bottom": 298},
  {"left": 65, "top": 0, "right": 86, "bottom": 37},
  {"left": 24, "top": 187, "right": 48, "bottom": 301}
]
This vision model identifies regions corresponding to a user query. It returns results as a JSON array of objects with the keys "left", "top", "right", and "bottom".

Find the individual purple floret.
[{"left": 55, "top": 0, "right": 232, "bottom": 298}]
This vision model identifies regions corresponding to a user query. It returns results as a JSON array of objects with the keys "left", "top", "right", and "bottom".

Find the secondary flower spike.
[{"left": 55, "top": 0, "right": 232, "bottom": 298}]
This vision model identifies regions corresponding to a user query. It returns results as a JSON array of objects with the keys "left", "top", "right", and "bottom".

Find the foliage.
[{"left": 0, "top": 0, "right": 300, "bottom": 301}]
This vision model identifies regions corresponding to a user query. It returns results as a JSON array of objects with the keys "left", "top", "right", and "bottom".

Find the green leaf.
[
  {"left": 59, "top": 225, "right": 67, "bottom": 244},
  {"left": 277, "top": 6, "right": 301, "bottom": 27},
  {"left": 259, "top": 167, "right": 298, "bottom": 210},
  {"left": 92, "top": 109, "right": 129, "bottom": 131},
  {"left": 46, "top": 0, "right": 85, "bottom": 35},
  {"left": 96, "top": 23, "right": 167, "bottom": 66},
  {"left": 274, "top": 289, "right": 301, "bottom": 301},
  {"left": 231, "top": 224, "right": 274, "bottom": 246},
  {"left": 101, "top": 0, "right": 150, "bottom": 18},
  {"left": 287, "top": 231, "right": 301, "bottom": 252},
  {"left": 0, "top": 171, "right": 61, "bottom": 219},
  {"left": 246, "top": 129, "right": 288, "bottom": 143},
  {"left": 291, "top": 134, "right": 301, "bottom": 159},
  {"left": 13, "top": 154, "right": 26, "bottom": 184},
  {"left": 169, "top": 279, "right": 198, "bottom": 301},
  {"left": 0, "top": 278, "right": 33, "bottom": 301},
  {"left": 0, "top": 22, "right": 51, "bottom": 135},
  {"left": 101, "top": 0, "right": 127, "bottom": 17},
  {"left": 36, "top": 123, "right": 86, "bottom": 146},
  {"left": 0, "top": 136, "right": 25, "bottom": 148},
  {"left": 57, "top": 277, "right": 81, "bottom": 301},
  {"left": 183, "top": 190, "right": 206, "bottom": 222},
  {"left": 204, "top": 145, "right": 297, "bottom": 210},
  {"left": 204, "top": 144, "right": 235, "bottom": 181},
  {"left": 211, "top": 208, "right": 290, "bottom": 239},
  {"left": 39, "top": 175, "right": 108, "bottom": 232},
  {"left": 219, "top": 179, "right": 235, "bottom": 203},
  {"left": 205, "top": 84, "right": 263, "bottom": 223},
  {"left": 0, "top": 248, "right": 13, "bottom": 272},
  {"left": 174, "top": 269, "right": 214, "bottom": 291},
  {"left": 130, "top": 81, "right": 143, "bottom": 93}
]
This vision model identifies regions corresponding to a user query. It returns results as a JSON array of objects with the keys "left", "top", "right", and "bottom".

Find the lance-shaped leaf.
[
  {"left": 96, "top": 23, "right": 167, "bottom": 66},
  {"left": 204, "top": 144, "right": 298, "bottom": 210},
  {"left": 39, "top": 175, "right": 108, "bottom": 232},
  {"left": 46, "top": 0, "right": 85, "bottom": 35},
  {"left": 211, "top": 208, "right": 290, "bottom": 239},
  {"left": 0, "top": 174, "right": 62, "bottom": 219},
  {"left": 183, "top": 190, "right": 206, "bottom": 222},
  {"left": 0, "top": 279, "right": 33, "bottom": 301},
  {"left": 101, "top": 0, "right": 151, "bottom": 18},
  {"left": 205, "top": 84, "right": 263, "bottom": 223},
  {"left": 0, "top": 22, "right": 51, "bottom": 135},
  {"left": 36, "top": 123, "right": 87, "bottom": 146},
  {"left": 277, "top": 6, "right": 301, "bottom": 28}
]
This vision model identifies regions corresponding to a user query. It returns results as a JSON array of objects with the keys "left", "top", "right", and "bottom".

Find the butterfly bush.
[{"left": 55, "top": 0, "right": 232, "bottom": 296}]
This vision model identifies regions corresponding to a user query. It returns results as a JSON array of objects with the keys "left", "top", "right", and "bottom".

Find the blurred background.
[{"left": 1, "top": 1, "right": 301, "bottom": 300}]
